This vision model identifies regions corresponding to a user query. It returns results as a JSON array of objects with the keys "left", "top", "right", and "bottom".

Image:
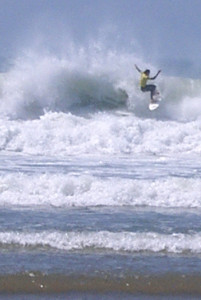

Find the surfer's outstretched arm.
[
  {"left": 134, "top": 64, "right": 142, "bottom": 73},
  {"left": 150, "top": 70, "right": 161, "bottom": 80}
]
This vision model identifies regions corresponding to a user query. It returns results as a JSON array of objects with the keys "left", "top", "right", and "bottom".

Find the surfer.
[{"left": 135, "top": 64, "right": 161, "bottom": 101}]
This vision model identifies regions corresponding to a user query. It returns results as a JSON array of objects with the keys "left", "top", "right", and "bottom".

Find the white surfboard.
[{"left": 149, "top": 102, "right": 159, "bottom": 111}]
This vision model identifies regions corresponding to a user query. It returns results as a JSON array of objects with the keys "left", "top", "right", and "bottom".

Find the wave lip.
[{"left": 0, "top": 53, "right": 129, "bottom": 119}]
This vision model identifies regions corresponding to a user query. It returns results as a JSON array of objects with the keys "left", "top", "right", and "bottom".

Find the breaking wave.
[{"left": 0, "top": 47, "right": 201, "bottom": 121}]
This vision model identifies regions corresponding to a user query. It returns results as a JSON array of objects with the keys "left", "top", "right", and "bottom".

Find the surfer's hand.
[{"left": 135, "top": 65, "right": 141, "bottom": 73}]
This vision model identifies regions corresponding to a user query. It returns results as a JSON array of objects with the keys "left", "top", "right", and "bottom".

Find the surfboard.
[
  {"left": 149, "top": 90, "right": 162, "bottom": 111},
  {"left": 149, "top": 102, "right": 159, "bottom": 111}
]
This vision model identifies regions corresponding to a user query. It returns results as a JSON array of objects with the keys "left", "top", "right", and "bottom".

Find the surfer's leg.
[{"left": 145, "top": 84, "right": 156, "bottom": 100}]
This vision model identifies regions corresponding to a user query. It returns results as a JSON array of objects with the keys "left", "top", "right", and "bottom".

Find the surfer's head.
[{"left": 144, "top": 69, "right": 150, "bottom": 75}]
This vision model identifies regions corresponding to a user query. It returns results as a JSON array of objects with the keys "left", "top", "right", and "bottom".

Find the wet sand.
[{"left": 0, "top": 272, "right": 201, "bottom": 297}]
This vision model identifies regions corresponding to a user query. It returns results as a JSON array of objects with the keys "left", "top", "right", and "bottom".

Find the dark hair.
[{"left": 144, "top": 69, "right": 150, "bottom": 75}]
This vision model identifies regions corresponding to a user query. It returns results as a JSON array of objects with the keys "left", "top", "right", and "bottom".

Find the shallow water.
[{"left": 0, "top": 153, "right": 201, "bottom": 298}]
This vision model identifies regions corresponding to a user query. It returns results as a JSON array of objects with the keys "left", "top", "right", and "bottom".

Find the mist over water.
[
  {"left": 1, "top": 43, "right": 201, "bottom": 119},
  {"left": 1, "top": 0, "right": 201, "bottom": 124},
  {"left": 0, "top": 40, "right": 201, "bottom": 158}
]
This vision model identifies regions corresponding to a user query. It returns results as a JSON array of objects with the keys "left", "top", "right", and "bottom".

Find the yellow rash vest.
[{"left": 140, "top": 72, "right": 149, "bottom": 88}]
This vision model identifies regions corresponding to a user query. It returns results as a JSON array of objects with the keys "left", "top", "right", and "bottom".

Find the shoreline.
[{"left": 0, "top": 273, "right": 201, "bottom": 295}]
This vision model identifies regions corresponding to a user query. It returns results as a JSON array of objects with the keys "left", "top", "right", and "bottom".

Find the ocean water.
[{"left": 0, "top": 49, "right": 201, "bottom": 299}]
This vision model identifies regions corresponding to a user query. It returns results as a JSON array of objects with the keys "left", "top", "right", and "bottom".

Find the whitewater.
[{"left": 1, "top": 48, "right": 201, "bottom": 299}]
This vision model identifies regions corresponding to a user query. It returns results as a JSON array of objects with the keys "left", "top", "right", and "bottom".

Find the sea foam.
[
  {"left": 0, "top": 172, "right": 201, "bottom": 208},
  {"left": 1, "top": 230, "right": 201, "bottom": 254}
]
